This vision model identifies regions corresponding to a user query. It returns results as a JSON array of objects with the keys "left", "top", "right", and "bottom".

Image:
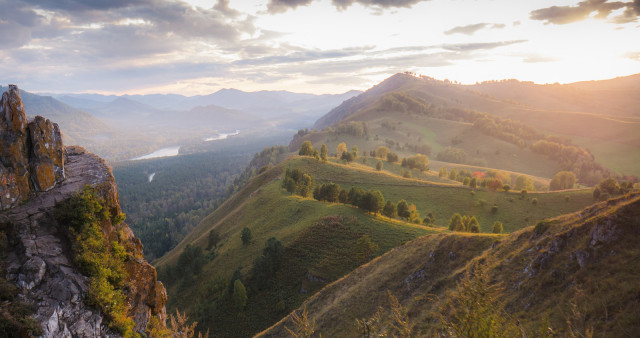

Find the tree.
[
  {"left": 449, "top": 213, "right": 463, "bottom": 231},
  {"left": 320, "top": 144, "right": 328, "bottom": 161},
  {"left": 233, "top": 280, "right": 247, "bottom": 310},
  {"left": 468, "top": 216, "right": 480, "bottom": 233},
  {"left": 284, "top": 178, "right": 296, "bottom": 194},
  {"left": 502, "top": 184, "right": 510, "bottom": 192},
  {"left": 515, "top": 175, "right": 534, "bottom": 191},
  {"left": 341, "top": 151, "right": 355, "bottom": 162},
  {"left": 299, "top": 141, "right": 313, "bottom": 156},
  {"left": 297, "top": 174, "right": 314, "bottom": 197},
  {"left": 550, "top": 171, "right": 577, "bottom": 191},
  {"left": 593, "top": 187, "right": 601, "bottom": 200},
  {"left": 402, "top": 154, "right": 429, "bottom": 171},
  {"left": 375, "top": 146, "right": 390, "bottom": 159},
  {"left": 387, "top": 152, "right": 399, "bottom": 163},
  {"left": 376, "top": 161, "right": 383, "bottom": 171},
  {"left": 408, "top": 209, "right": 422, "bottom": 224},
  {"left": 338, "top": 189, "right": 348, "bottom": 203},
  {"left": 397, "top": 200, "right": 410, "bottom": 219},
  {"left": 348, "top": 187, "right": 366, "bottom": 207},
  {"left": 356, "top": 234, "right": 379, "bottom": 262},
  {"left": 469, "top": 177, "right": 477, "bottom": 189},
  {"left": 241, "top": 227, "right": 252, "bottom": 245},
  {"left": 363, "top": 190, "right": 385, "bottom": 214},
  {"left": 352, "top": 146, "right": 359, "bottom": 158},
  {"left": 337, "top": 142, "right": 347, "bottom": 156},
  {"left": 492, "top": 221, "right": 503, "bottom": 234},
  {"left": 382, "top": 201, "right": 397, "bottom": 218},
  {"left": 439, "top": 167, "right": 448, "bottom": 178},
  {"left": 207, "top": 230, "right": 220, "bottom": 250},
  {"left": 598, "top": 177, "right": 620, "bottom": 195}
]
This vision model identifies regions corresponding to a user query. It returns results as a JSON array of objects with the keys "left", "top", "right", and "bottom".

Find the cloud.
[
  {"left": 267, "top": 0, "right": 429, "bottom": 13},
  {"left": 444, "top": 23, "right": 505, "bottom": 35},
  {"left": 624, "top": 51, "right": 640, "bottom": 60},
  {"left": 530, "top": 0, "right": 638, "bottom": 25},
  {"left": 267, "top": 0, "right": 314, "bottom": 13},
  {"left": 441, "top": 40, "right": 527, "bottom": 52}
]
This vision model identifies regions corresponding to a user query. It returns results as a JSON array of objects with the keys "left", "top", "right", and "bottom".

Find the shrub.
[
  {"left": 492, "top": 221, "right": 503, "bottom": 234},
  {"left": 532, "top": 198, "right": 538, "bottom": 205},
  {"left": 54, "top": 186, "right": 134, "bottom": 335},
  {"left": 241, "top": 227, "right": 252, "bottom": 245},
  {"left": 233, "top": 280, "right": 247, "bottom": 310},
  {"left": 502, "top": 184, "right": 510, "bottom": 192},
  {"left": 382, "top": 201, "right": 397, "bottom": 218},
  {"left": 299, "top": 141, "right": 313, "bottom": 156},
  {"left": 491, "top": 205, "right": 498, "bottom": 214}
]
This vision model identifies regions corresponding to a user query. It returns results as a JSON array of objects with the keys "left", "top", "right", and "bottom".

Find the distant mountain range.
[{"left": 52, "top": 88, "right": 362, "bottom": 129}]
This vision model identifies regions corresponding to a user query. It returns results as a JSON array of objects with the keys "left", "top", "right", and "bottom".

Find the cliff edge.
[{"left": 0, "top": 85, "right": 167, "bottom": 336}]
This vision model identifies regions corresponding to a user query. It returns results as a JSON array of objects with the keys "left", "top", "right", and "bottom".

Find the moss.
[{"left": 54, "top": 186, "right": 137, "bottom": 336}]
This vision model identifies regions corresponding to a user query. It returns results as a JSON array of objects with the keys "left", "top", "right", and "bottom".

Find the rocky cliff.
[
  {"left": 1, "top": 85, "right": 65, "bottom": 209},
  {"left": 0, "top": 85, "right": 167, "bottom": 336}
]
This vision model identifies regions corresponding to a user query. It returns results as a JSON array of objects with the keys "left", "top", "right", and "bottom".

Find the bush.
[
  {"left": 492, "top": 221, "right": 503, "bottom": 234},
  {"left": 382, "top": 201, "right": 397, "bottom": 218},
  {"left": 491, "top": 205, "right": 498, "bottom": 214},
  {"left": 532, "top": 198, "right": 538, "bottom": 205},
  {"left": 241, "top": 227, "right": 252, "bottom": 245},
  {"left": 299, "top": 141, "right": 313, "bottom": 156},
  {"left": 376, "top": 161, "right": 383, "bottom": 171},
  {"left": 502, "top": 184, "right": 510, "bottom": 192},
  {"left": 233, "top": 280, "right": 247, "bottom": 310},
  {"left": 54, "top": 186, "right": 134, "bottom": 335}
]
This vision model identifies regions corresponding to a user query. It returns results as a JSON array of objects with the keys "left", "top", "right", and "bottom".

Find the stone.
[
  {"left": 0, "top": 85, "right": 30, "bottom": 204},
  {"left": 0, "top": 85, "right": 67, "bottom": 208},
  {"left": 3, "top": 140, "right": 166, "bottom": 336},
  {"left": 28, "top": 115, "right": 65, "bottom": 191}
]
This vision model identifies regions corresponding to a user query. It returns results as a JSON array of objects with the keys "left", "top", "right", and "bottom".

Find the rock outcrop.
[
  {"left": 0, "top": 85, "right": 167, "bottom": 336},
  {"left": 1, "top": 85, "right": 65, "bottom": 209}
]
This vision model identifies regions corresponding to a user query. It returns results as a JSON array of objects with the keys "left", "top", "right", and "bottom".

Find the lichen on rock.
[{"left": 0, "top": 85, "right": 66, "bottom": 209}]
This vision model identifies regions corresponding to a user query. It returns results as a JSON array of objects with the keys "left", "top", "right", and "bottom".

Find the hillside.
[
  {"left": 260, "top": 191, "right": 640, "bottom": 337},
  {"left": 155, "top": 153, "right": 600, "bottom": 336},
  {"left": 310, "top": 73, "right": 640, "bottom": 178}
]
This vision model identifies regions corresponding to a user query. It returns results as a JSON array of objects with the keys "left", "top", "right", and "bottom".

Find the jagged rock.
[
  {"left": 0, "top": 85, "right": 30, "bottom": 204},
  {"left": 2, "top": 145, "right": 167, "bottom": 336},
  {"left": 28, "top": 116, "right": 64, "bottom": 191},
  {"left": 0, "top": 85, "right": 67, "bottom": 208}
]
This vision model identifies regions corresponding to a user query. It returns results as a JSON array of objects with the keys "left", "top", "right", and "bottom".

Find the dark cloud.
[
  {"left": 444, "top": 23, "right": 505, "bottom": 35},
  {"left": 267, "top": 0, "right": 428, "bottom": 13},
  {"left": 530, "top": 0, "right": 637, "bottom": 25}
]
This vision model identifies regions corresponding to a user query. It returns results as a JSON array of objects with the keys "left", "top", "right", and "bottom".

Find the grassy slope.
[
  {"left": 156, "top": 155, "right": 601, "bottom": 336},
  {"left": 292, "top": 156, "right": 595, "bottom": 233},
  {"left": 156, "top": 159, "right": 438, "bottom": 336},
  {"left": 312, "top": 73, "right": 640, "bottom": 177},
  {"left": 260, "top": 192, "right": 640, "bottom": 337}
]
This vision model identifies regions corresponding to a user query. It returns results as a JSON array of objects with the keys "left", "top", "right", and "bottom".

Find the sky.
[{"left": 0, "top": 0, "right": 639, "bottom": 95}]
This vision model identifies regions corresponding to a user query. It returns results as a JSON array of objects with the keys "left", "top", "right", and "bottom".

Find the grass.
[
  {"left": 156, "top": 155, "right": 603, "bottom": 337},
  {"left": 570, "top": 134, "right": 640, "bottom": 177},
  {"left": 156, "top": 163, "right": 438, "bottom": 337},
  {"left": 289, "top": 157, "right": 596, "bottom": 234},
  {"left": 260, "top": 192, "right": 640, "bottom": 337}
]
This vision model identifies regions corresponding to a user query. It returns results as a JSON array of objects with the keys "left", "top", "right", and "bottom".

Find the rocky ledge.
[
  {"left": 1, "top": 146, "right": 167, "bottom": 337},
  {"left": 0, "top": 85, "right": 166, "bottom": 336}
]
